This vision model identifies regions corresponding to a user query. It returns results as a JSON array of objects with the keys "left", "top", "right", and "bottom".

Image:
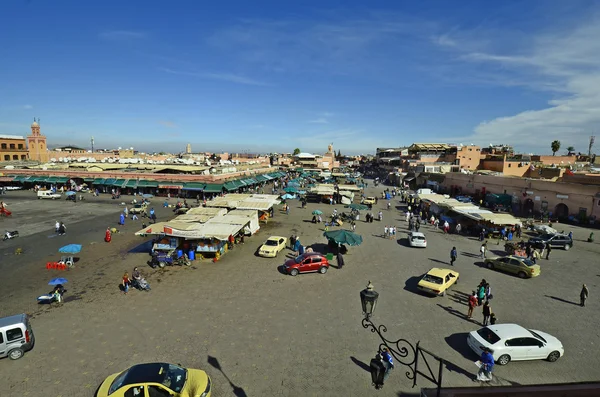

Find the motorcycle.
[
  {"left": 3, "top": 230, "right": 19, "bottom": 241},
  {"left": 149, "top": 251, "right": 191, "bottom": 268},
  {"left": 132, "top": 277, "right": 151, "bottom": 291}
]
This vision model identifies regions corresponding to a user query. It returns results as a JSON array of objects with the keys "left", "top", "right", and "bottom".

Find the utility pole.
[{"left": 91, "top": 136, "right": 95, "bottom": 153}]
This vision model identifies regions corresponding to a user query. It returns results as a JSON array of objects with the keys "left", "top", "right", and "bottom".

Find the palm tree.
[
  {"left": 551, "top": 140, "right": 561, "bottom": 156},
  {"left": 293, "top": 148, "right": 301, "bottom": 155},
  {"left": 566, "top": 146, "right": 575, "bottom": 155}
]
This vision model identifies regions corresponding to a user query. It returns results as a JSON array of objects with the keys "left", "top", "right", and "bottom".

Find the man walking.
[
  {"left": 450, "top": 247, "right": 457, "bottom": 266},
  {"left": 580, "top": 284, "right": 589, "bottom": 307},
  {"left": 381, "top": 347, "right": 394, "bottom": 382},
  {"left": 545, "top": 243, "right": 552, "bottom": 260},
  {"left": 480, "top": 242, "right": 487, "bottom": 259}
]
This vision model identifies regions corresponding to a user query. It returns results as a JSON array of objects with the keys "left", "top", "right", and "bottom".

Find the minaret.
[
  {"left": 186, "top": 143, "right": 192, "bottom": 154},
  {"left": 27, "top": 118, "right": 49, "bottom": 162}
]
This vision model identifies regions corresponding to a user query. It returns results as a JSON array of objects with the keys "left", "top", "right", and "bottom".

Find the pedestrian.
[
  {"left": 480, "top": 242, "right": 487, "bottom": 259},
  {"left": 545, "top": 243, "right": 552, "bottom": 260},
  {"left": 286, "top": 205, "right": 290, "bottom": 215},
  {"left": 391, "top": 226, "right": 396, "bottom": 240},
  {"left": 485, "top": 283, "right": 492, "bottom": 300},
  {"left": 415, "top": 219, "right": 421, "bottom": 232},
  {"left": 482, "top": 301, "right": 491, "bottom": 325},
  {"left": 381, "top": 347, "right": 394, "bottom": 382},
  {"left": 455, "top": 223, "right": 462, "bottom": 235},
  {"left": 58, "top": 222, "right": 66, "bottom": 236},
  {"left": 384, "top": 225, "right": 389, "bottom": 239},
  {"left": 104, "top": 227, "right": 112, "bottom": 243},
  {"left": 532, "top": 248, "right": 540, "bottom": 264},
  {"left": 450, "top": 246, "right": 457, "bottom": 266},
  {"left": 443, "top": 220, "right": 450, "bottom": 233},
  {"left": 352, "top": 222, "right": 356, "bottom": 232},
  {"left": 289, "top": 235, "right": 296, "bottom": 250},
  {"left": 580, "top": 284, "right": 589, "bottom": 307},
  {"left": 467, "top": 291, "right": 477, "bottom": 319},
  {"left": 477, "top": 348, "right": 494, "bottom": 382},
  {"left": 119, "top": 212, "right": 125, "bottom": 226},
  {"left": 337, "top": 252, "right": 345, "bottom": 269},
  {"left": 477, "top": 283, "right": 486, "bottom": 306},
  {"left": 516, "top": 224, "right": 522, "bottom": 239},
  {"left": 55, "top": 220, "right": 60, "bottom": 233},
  {"left": 490, "top": 313, "right": 497, "bottom": 325},
  {"left": 122, "top": 271, "right": 131, "bottom": 295},
  {"left": 132, "top": 213, "right": 138, "bottom": 221},
  {"left": 568, "top": 231, "right": 573, "bottom": 240}
]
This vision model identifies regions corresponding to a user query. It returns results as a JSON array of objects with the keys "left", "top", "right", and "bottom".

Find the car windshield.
[
  {"left": 412, "top": 236, "right": 425, "bottom": 241},
  {"left": 528, "top": 330, "right": 547, "bottom": 343},
  {"left": 265, "top": 240, "right": 278, "bottom": 246},
  {"left": 519, "top": 258, "right": 536, "bottom": 267},
  {"left": 539, "top": 234, "right": 554, "bottom": 240},
  {"left": 294, "top": 255, "right": 305, "bottom": 263},
  {"left": 109, "top": 364, "right": 187, "bottom": 394},
  {"left": 422, "top": 275, "right": 443, "bottom": 284},
  {"left": 477, "top": 328, "right": 500, "bottom": 344}
]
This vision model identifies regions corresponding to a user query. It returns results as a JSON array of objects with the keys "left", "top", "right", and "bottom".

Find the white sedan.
[
  {"left": 467, "top": 324, "right": 564, "bottom": 365},
  {"left": 408, "top": 232, "right": 427, "bottom": 248}
]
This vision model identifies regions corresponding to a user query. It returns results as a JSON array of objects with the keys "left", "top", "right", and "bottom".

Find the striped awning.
[
  {"left": 124, "top": 179, "right": 138, "bottom": 188},
  {"left": 92, "top": 178, "right": 105, "bottom": 184}
]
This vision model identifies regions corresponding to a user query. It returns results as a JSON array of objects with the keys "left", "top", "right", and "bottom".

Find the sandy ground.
[{"left": 0, "top": 184, "right": 599, "bottom": 397}]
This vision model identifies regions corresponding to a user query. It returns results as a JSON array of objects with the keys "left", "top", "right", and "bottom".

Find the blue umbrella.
[
  {"left": 48, "top": 278, "right": 68, "bottom": 285},
  {"left": 58, "top": 244, "right": 82, "bottom": 254},
  {"left": 281, "top": 193, "right": 296, "bottom": 200},
  {"left": 65, "top": 191, "right": 77, "bottom": 196},
  {"left": 142, "top": 194, "right": 154, "bottom": 198}
]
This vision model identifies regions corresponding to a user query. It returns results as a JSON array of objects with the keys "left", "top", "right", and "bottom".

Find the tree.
[
  {"left": 293, "top": 148, "right": 301, "bottom": 155},
  {"left": 337, "top": 149, "right": 342, "bottom": 159},
  {"left": 566, "top": 146, "right": 575, "bottom": 155},
  {"left": 551, "top": 140, "right": 561, "bottom": 156}
]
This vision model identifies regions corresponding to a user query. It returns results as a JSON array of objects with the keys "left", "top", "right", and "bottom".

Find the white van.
[
  {"left": 37, "top": 190, "right": 62, "bottom": 200},
  {"left": 0, "top": 314, "right": 35, "bottom": 360}
]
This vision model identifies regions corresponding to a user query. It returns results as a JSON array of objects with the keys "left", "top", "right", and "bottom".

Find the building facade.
[
  {"left": 26, "top": 119, "right": 49, "bottom": 162},
  {"left": 0, "top": 135, "right": 28, "bottom": 161}
]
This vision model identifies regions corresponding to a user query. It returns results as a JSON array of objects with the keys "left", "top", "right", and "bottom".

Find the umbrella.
[
  {"left": 312, "top": 210, "right": 323, "bottom": 215},
  {"left": 142, "top": 194, "right": 154, "bottom": 198},
  {"left": 348, "top": 203, "right": 369, "bottom": 211},
  {"left": 58, "top": 244, "right": 82, "bottom": 254},
  {"left": 48, "top": 278, "right": 68, "bottom": 286},
  {"left": 284, "top": 187, "right": 298, "bottom": 193},
  {"left": 281, "top": 193, "right": 296, "bottom": 200},
  {"left": 65, "top": 191, "right": 77, "bottom": 196},
  {"left": 323, "top": 230, "right": 363, "bottom": 246}
]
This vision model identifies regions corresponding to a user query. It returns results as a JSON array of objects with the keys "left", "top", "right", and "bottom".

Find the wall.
[
  {"left": 532, "top": 155, "right": 578, "bottom": 165},
  {"left": 0, "top": 137, "right": 28, "bottom": 161},
  {"left": 455, "top": 145, "right": 481, "bottom": 170},
  {"left": 441, "top": 172, "right": 600, "bottom": 219}
]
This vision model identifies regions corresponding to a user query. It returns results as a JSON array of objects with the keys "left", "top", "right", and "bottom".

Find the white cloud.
[
  {"left": 308, "top": 118, "right": 328, "bottom": 124},
  {"left": 99, "top": 30, "right": 147, "bottom": 40},
  {"left": 23, "top": 104, "right": 33, "bottom": 110},
  {"left": 158, "top": 120, "right": 177, "bottom": 128},
  {"left": 158, "top": 67, "right": 269, "bottom": 86},
  {"left": 435, "top": 13, "right": 600, "bottom": 153}
]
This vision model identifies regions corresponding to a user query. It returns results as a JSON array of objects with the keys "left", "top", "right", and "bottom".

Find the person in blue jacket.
[{"left": 478, "top": 348, "right": 494, "bottom": 381}]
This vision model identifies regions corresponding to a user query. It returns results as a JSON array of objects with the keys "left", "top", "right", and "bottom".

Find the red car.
[{"left": 282, "top": 252, "right": 330, "bottom": 276}]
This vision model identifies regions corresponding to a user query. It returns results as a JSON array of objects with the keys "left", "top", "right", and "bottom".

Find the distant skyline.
[{"left": 1, "top": 1, "right": 600, "bottom": 155}]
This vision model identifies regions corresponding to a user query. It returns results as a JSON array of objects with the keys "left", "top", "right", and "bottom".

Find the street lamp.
[{"left": 360, "top": 281, "right": 379, "bottom": 319}]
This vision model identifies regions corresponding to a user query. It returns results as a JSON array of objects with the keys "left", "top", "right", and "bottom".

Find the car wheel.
[
  {"left": 440, "top": 290, "right": 445, "bottom": 297},
  {"left": 547, "top": 351, "right": 561, "bottom": 362},
  {"left": 8, "top": 348, "right": 24, "bottom": 360},
  {"left": 487, "top": 262, "right": 494, "bottom": 270},
  {"left": 290, "top": 268, "right": 299, "bottom": 276},
  {"left": 497, "top": 354, "right": 511, "bottom": 365},
  {"left": 319, "top": 266, "right": 328, "bottom": 274},
  {"left": 158, "top": 261, "right": 167, "bottom": 268},
  {"left": 517, "top": 271, "right": 526, "bottom": 279},
  {"left": 564, "top": 244, "right": 571, "bottom": 251}
]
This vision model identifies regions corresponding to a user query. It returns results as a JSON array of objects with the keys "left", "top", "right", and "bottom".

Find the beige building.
[
  {"left": 0, "top": 135, "right": 28, "bottom": 161},
  {"left": 26, "top": 119, "right": 49, "bottom": 162}
]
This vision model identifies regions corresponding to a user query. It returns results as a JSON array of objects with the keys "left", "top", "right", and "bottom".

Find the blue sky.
[{"left": 1, "top": 0, "right": 599, "bottom": 155}]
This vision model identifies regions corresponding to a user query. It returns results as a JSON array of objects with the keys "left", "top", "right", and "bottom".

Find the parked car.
[
  {"left": 417, "top": 268, "right": 459, "bottom": 296},
  {"left": 37, "top": 190, "right": 62, "bottom": 200},
  {"left": 407, "top": 232, "right": 427, "bottom": 248},
  {"left": 483, "top": 255, "right": 541, "bottom": 278},
  {"left": 467, "top": 324, "right": 564, "bottom": 365},
  {"left": 96, "top": 362, "right": 211, "bottom": 397},
  {"left": 282, "top": 252, "right": 330, "bottom": 276},
  {"left": 130, "top": 203, "right": 148, "bottom": 215},
  {"left": 530, "top": 224, "right": 557, "bottom": 235},
  {"left": 362, "top": 197, "right": 376, "bottom": 205},
  {"left": 258, "top": 236, "right": 287, "bottom": 258},
  {"left": 0, "top": 313, "right": 35, "bottom": 360},
  {"left": 455, "top": 195, "right": 473, "bottom": 203},
  {"left": 528, "top": 233, "right": 573, "bottom": 250}
]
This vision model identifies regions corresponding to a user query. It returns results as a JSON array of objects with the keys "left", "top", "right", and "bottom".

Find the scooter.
[
  {"left": 132, "top": 277, "right": 151, "bottom": 291},
  {"left": 3, "top": 230, "right": 18, "bottom": 241}
]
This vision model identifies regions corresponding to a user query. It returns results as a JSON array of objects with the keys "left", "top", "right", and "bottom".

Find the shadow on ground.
[
  {"left": 208, "top": 355, "right": 248, "bottom": 397},
  {"left": 445, "top": 332, "right": 477, "bottom": 360},
  {"left": 128, "top": 240, "right": 153, "bottom": 254},
  {"left": 544, "top": 294, "right": 579, "bottom": 306},
  {"left": 404, "top": 275, "right": 427, "bottom": 296},
  {"left": 350, "top": 356, "right": 370, "bottom": 373},
  {"left": 428, "top": 258, "right": 448, "bottom": 265}
]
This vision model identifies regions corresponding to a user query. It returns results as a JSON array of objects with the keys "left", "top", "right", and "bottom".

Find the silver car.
[{"left": 0, "top": 314, "right": 35, "bottom": 360}]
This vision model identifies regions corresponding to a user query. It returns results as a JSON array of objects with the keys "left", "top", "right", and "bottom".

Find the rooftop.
[{"left": 0, "top": 134, "right": 25, "bottom": 140}]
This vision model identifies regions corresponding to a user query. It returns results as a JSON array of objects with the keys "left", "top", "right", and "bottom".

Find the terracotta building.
[
  {"left": 27, "top": 119, "right": 49, "bottom": 162},
  {"left": 0, "top": 134, "right": 28, "bottom": 161}
]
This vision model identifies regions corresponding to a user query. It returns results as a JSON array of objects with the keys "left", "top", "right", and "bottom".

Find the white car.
[
  {"left": 467, "top": 324, "right": 564, "bottom": 365},
  {"left": 408, "top": 232, "right": 427, "bottom": 248}
]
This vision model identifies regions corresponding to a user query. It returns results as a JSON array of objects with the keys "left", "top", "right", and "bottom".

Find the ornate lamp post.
[{"left": 360, "top": 281, "right": 379, "bottom": 319}]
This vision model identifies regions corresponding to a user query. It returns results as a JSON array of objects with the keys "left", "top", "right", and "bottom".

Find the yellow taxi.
[
  {"left": 417, "top": 268, "right": 459, "bottom": 297},
  {"left": 96, "top": 362, "right": 211, "bottom": 397},
  {"left": 362, "top": 197, "right": 376, "bottom": 205},
  {"left": 258, "top": 236, "right": 287, "bottom": 257}
]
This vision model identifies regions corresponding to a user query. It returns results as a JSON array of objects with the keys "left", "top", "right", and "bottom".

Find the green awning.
[
  {"left": 203, "top": 183, "right": 224, "bottom": 193},
  {"left": 55, "top": 177, "right": 70, "bottom": 183},
  {"left": 46, "top": 176, "right": 59, "bottom": 183},
  {"left": 35, "top": 176, "right": 49, "bottom": 182},
  {"left": 83, "top": 178, "right": 95, "bottom": 182},
  {"left": 137, "top": 180, "right": 158, "bottom": 188},
  {"left": 243, "top": 178, "right": 258, "bottom": 185},
  {"left": 124, "top": 179, "right": 137, "bottom": 188},
  {"left": 92, "top": 178, "right": 105, "bottom": 185},
  {"left": 223, "top": 181, "right": 239, "bottom": 191},
  {"left": 255, "top": 175, "right": 270, "bottom": 182},
  {"left": 113, "top": 178, "right": 127, "bottom": 187},
  {"left": 104, "top": 178, "right": 116, "bottom": 185},
  {"left": 12, "top": 176, "right": 27, "bottom": 182}
]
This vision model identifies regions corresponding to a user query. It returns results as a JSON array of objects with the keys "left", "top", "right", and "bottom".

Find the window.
[
  {"left": 148, "top": 385, "right": 172, "bottom": 397},
  {"left": 18, "top": 144, "right": 23, "bottom": 149},
  {"left": 3, "top": 155, "right": 9, "bottom": 160},
  {"left": 1, "top": 143, "right": 6, "bottom": 149},
  {"left": 0, "top": 332, "right": 3, "bottom": 343},
  {"left": 311, "top": 257, "right": 322, "bottom": 263},
  {"left": 505, "top": 338, "right": 525, "bottom": 347},
  {"left": 508, "top": 163, "right": 511, "bottom": 167},
  {"left": 6, "top": 327, "right": 23, "bottom": 341},
  {"left": 123, "top": 386, "right": 144, "bottom": 397},
  {"left": 21, "top": 155, "right": 26, "bottom": 160},
  {"left": 9, "top": 144, "right": 15, "bottom": 149},
  {"left": 12, "top": 155, "right": 18, "bottom": 160},
  {"left": 477, "top": 328, "right": 500, "bottom": 344}
]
